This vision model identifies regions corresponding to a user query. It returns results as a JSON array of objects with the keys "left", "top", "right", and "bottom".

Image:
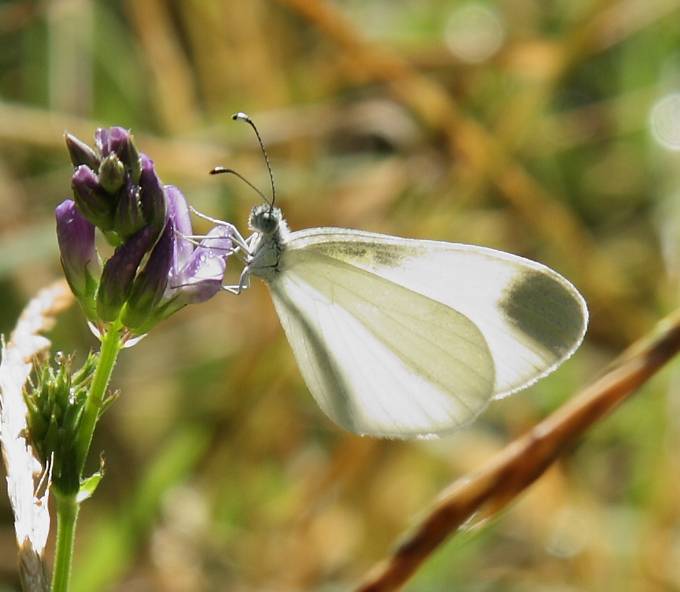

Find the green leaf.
[{"left": 77, "top": 470, "right": 104, "bottom": 503}]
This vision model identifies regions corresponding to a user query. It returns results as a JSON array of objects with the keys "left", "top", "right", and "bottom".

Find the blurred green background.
[{"left": 2, "top": 0, "right": 680, "bottom": 590}]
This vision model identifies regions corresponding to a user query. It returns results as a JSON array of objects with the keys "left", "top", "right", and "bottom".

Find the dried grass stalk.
[
  {"left": 0, "top": 280, "right": 73, "bottom": 592},
  {"left": 355, "top": 310, "right": 680, "bottom": 591}
]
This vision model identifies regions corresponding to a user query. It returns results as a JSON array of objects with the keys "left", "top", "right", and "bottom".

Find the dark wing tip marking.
[{"left": 499, "top": 270, "right": 586, "bottom": 357}]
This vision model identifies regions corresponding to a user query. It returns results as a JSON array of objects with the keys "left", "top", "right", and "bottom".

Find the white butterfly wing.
[
  {"left": 269, "top": 248, "right": 496, "bottom": 438},
  {"left": 283, "top": 229, "right": 588, "bottom": 401}
]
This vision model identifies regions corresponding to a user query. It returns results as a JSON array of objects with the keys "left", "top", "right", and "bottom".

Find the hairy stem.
[
  {"left": 74, "top": 323, "right": 122, "bottom": 476},
  {"left": 50, "top": 493, "right": 79, "bottom": 592},
  {"left": 51, "top": 322, "right": 123, "bottom": 592}
]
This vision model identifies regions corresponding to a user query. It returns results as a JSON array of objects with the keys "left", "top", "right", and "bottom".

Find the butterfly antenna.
[
  {"left": 209, "top": 166, "right": 270, "bottom": 205},
  {"left": 232, "top": 112, "right": 276, "bottom": 211}
]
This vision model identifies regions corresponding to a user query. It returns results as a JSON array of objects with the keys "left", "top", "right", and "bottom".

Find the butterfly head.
[{"left": 249, "top": 204, "right": 284, "bottom": 235}]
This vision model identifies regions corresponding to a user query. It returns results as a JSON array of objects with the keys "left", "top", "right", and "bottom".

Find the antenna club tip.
[
  {"left": 232, "top": 112, "right": 251, "bottom": 122},
  {"left": 210, "top": 166, "right": 231, "bottom": 175}
]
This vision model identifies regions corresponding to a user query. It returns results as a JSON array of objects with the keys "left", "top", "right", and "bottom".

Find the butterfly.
[{"left": 204, "top": 113, "right": 588, "bottom": 439}]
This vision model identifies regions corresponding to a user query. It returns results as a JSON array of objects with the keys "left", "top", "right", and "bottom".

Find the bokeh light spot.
[
  {"left": 444, "top": 3, "right": 505, "bottom": 64},
  {"left": 650, "top": 93, "right": 680, "bottom": 150}
]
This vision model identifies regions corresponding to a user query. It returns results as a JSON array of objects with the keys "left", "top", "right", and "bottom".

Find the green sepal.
[{"left": 77, "top": 457, "right": 105, "bottom": 504}]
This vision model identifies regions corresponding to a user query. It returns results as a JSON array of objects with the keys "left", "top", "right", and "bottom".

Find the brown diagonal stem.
[{"left": 354, "top": 310, "right": 680, "bottom": 592}]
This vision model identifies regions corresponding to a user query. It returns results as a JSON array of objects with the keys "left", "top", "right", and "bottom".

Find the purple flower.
[
  {"left": 58, "top": 127, "right": 233, "bottom": 339},
  {"left": 95, "top": 127, "right": 141, "bottom": 181},
  {"left": 170, "top": 226, "right": 233, "bottom": 305},
  {"left": 70, "top": 131, "right": 157, "bottom": 242},
  {"left": 171, "top": 226, "right": 233, "bottom": 304},
  {"left": 96, "top": 226, "right": 157, "bottom": 322},
  {"left": 65, "top": 133, "right": 99, "bottom": 169},
  {"left": 71, "top": 165, "right": 115, "bottom": 230},
  {"left": 55, "top": 200, "right": 99, "bottom": 321},
  {"left": 113, "top": 184, "right": 146, "bottom": 240},
  {"left": 166, "top": 185, "right": 193, "bottom": 270},
  {"left": 122, "top": 186, "right": 232, "bottom": 331},
  {"left": 122, "top": 222, "right": 174, "bottom": 329},
  {"left": 137, "top": 155, "right": 166, "bottom": 233}
]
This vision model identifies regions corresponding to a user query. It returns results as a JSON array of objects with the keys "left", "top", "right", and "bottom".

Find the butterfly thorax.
[{"left": 248, "top": 205, "right": 289, "bottom": 282}]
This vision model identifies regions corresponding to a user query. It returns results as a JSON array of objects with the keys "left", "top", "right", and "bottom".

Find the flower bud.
[
  {"left": 123, "top": 186, "right": 232, "bottom": 331},
  {"left": 72, "top": 165, "right": 115, "bottom": 230},
  {"left": 65, "top": 133, "right": 100, "bottom": 169},
  {"left": 123, "top": 135, "right": 142, "bottom": 183},
  {"left": 55, "top": 200, "right": 99, "bottom": 321},
  {"left": 95, "top": 126, "right": 124, "bottom": 156},
  {"left": 138, "top": 155, "right": 166, "bottom": 234},
  {"left": 96, "top": 127, "right": 141, "bottom": 182},
  {"left": 122, "top": 221, "right": 174, "bottom": 330},
  {"left": 98, "top": 153, "right": 126, "bottom": 194},
  {"left": 96, "top": 226, "right": 155, "bottom": 322},
  {"left": 114, "top": 184, "right": 146, "bottom": 240}
]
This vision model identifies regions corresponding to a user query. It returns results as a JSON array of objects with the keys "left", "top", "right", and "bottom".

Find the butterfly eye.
[
  {"left": 261, "top": 212, "right": 278, "bottom": 233},
  {"left": 247, "top": 206, "right": 279, "bottom": 234}
]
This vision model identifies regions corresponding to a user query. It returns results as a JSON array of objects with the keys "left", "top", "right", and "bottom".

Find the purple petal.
[
  {"left": 55, "top": 199, "right": 96, "bottom": 294},
  {"left": 95, "top": 127, "right": 127, "bottom": 156},
  {"left": 122, "top": 221, "right": 174, "bottom": 329},
  {"left": 94, "top": 128, "right": 111, "bottom": 155},
  {"left": 114, "top": 184, "right": 145, "bottom": 240},
  {"left": 72, "top": 165, "right": 114, "bottom": 230},
  {"left": 173, "top": 225, "right": 232, "bottom": 304},
  {"left": 138, "top": 155, "right": 166, "bottom": 233},
  {"left": 64, "top": 133, "right": 99, "bottom": 169},
  {"left": 107, "top": 127, "right": 131, "bottom": 157},
  {"left": 96, "top": 226, "right": 156, "bottom": 322},
  {"left": 165, "top": 185, "right": 193, "bottom": 274},
  {"left": 95, "top": 127, "right": 141, "bottom": 181}
]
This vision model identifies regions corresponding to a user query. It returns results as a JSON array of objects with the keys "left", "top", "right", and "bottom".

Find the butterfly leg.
[
  {"left": 179, "top": 226, "right": 251, "bottom": 255},
  {"left": 188, "top": 206, "right": 252, "bottom": 252},
  {"left": 189, "top": 205, "right": 232, "bottom": 226},
  {"left": 221, "top": 267, "right": 251, "bottom": 295},
  {"left": 179, "top": 233, "right": 238, "bottom": 252}
]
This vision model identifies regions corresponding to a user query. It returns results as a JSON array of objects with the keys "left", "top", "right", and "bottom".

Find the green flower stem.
[
  {"left": 51, "top": 492, "right": 79, "bottom": 592},
  {"left": 51, "top": 322, "right": 124, "bottom": 592},
  {"left": 74, "top": 322, "right": 123, "bottom": 476}
]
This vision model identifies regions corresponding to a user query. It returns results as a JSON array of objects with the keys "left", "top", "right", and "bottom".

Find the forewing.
[
  {"left": 269, "top": 250, "right": 495, "bottom": 438},
  {"left": 285, "top": 228, "right": 588, "bottom": 399}
]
